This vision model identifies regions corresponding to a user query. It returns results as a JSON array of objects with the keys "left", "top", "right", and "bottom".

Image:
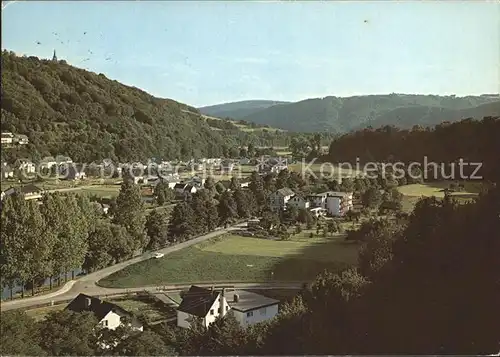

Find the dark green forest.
[{"left": 324, "top": 116, "right": 500, "bottom": 182}]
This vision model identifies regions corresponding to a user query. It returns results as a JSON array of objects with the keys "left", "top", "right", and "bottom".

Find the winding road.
[{"left": 1, "top": 222, "right": 302, "bottom": 312}]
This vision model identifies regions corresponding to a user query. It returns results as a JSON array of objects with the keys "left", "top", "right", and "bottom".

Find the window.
[
  {"left": 226, "top": 306, "right": 229, "bottom": 311},
  {"left": 246, "top": 311, "right": 253, "bottom": 317},
  {"left": 260, "top": 307, "right": 267, "bottom": 315},
  {"left": 103, "top": 320, "right": 108, "bottom": 327},
  {"left": 210, "top": 309, "right": 214, "bottom": 315}
]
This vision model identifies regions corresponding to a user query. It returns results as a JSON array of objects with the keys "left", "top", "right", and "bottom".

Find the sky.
[{"left": 2, "top": 1, "right": 499, "bottom": 107}]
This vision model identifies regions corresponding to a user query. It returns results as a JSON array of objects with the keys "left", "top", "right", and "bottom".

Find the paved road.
[{"left": 1, "top": 222, "right": 251, "bottom": 311}]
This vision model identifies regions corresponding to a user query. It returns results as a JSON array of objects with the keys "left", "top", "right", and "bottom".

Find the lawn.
[
  {"left": 24, "top": 304, "right": 66, "bottom": 321},
  {"left": 397, "top": 181, "right": 482, "bottom": 198},
  {"left": 79, "top": 185, "right": 120, "bottom": 198},
  {"left": 99, "top": 234, "right": 358, "bottom": 288},
  {"left": 288, "top": 163, "right": 362, "bottom": 178}
]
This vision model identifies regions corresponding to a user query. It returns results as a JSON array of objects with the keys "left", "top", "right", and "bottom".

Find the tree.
[
  {"left": 229, "top": 176, "right": 240, "bottom": 191},
  {"left": 218, "top": 191, "right": 237, "bottom": 226},
  {"left": 298, "top": 207, "right": 313, "bottom": 225},
  {"left": 83, "top": 220, "right": 114, "bottom": 272},
  {"left": 145, "top": 209, "right": 169, "bottom": 250},
  {"left": 184, "top": 313, "right": 248, "bottom": 356},
  {"left": 276, "top": 169, "right": 290, "bottom": 189},
  {"left": 1, "top": 193, "right": 31, "bottom": 297},
  {"left": 38, "top": 310, "right": 101, "bottom": 356},
  {"left": 153, "top": 182, "right": 174, "bottom": 206},
  {"left": 168, "top": 202, "right": 195, "bottom": 242},
  {"left": 361, "top": 187, "right": 382, "bottom": 209},
  {"left": 112, "top": 330, "right": 174, "bottom": 356},
  {"left": 215, "top": 182, "right": 226, "bottom": 195},
  {"left": 358, "top": 219, "right": 400, "bottom": 280},
  {"left": 234, "top": 188, "right": 252, "bottom": 218},
  {"left": 283, "top": 205, "right": 298, "bottom": 225},
  {"left": 113, "top": 179, "right": 147, "bottom": 251},
  {"left": 260, "top": 209, "right": 280, "bottom": 230},
  {"left": 204, "top": 176, "right": 216, "bottom": 196},
  {"left": 42, "top": 194, "right": 89, "bottom": 284},
  {"left": 340, "top": 177, "right": 354, "bottom": 192},
  {"left": 327, "top": 179, "right": 341, "bottom": 191},
  {"left": 249, "top": 171, "right": 266, "bottom": 209},
  {"left": 0, "top": 310, "right": 45, "bottom": 356}
]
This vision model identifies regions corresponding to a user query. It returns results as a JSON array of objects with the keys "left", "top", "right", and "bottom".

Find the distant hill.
[
  {"left": 236, "top": 94, "right": 500, "bottom": 132},
  {"left": 199, "top": 100, "right": 289, "bottom": 120},
  {"left": 0, "top": 51, "right": 288, "bottom": 163}
]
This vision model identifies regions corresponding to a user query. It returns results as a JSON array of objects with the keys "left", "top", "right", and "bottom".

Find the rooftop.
[
  {"left": 228, "top": 290, "right": 280, "bottom": 312},
  {"left": 65, "top": 293, "right": 132, "bottom": 321}
]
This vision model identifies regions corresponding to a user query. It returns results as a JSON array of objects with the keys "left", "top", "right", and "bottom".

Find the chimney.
[
  {"left": 84, "top": 297, "right": 91, "bottom": 308},
  {"left": 219, "top": 288, "right": 226, "bottom": 317},
  {"left": 233, "top": 293, "right": 239, "bottom": 303}
]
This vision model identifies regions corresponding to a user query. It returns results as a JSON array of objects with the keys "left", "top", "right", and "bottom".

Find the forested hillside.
[
  {"left": 325, "top": 116, "right": 500, "bottom": 182},
  {"left": 0, "top": 51, "right": 279, "bottom": 163},
  {"left": 199, "top": 100, "right": 289, "bottom": 120},
  {"left": 239, "top": 94, "right": 500, "bottom": 132}
]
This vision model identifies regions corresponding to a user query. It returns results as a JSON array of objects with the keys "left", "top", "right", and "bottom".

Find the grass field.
[
  {"left": 397, "top": 181, "right": 482, "bottom": 198},
  {"left": 24, "top": 304, "right": 66, "bottom": 321},
  {"left": 79, "top": 185, "right": 120, "bottom": 198},
  {"left": 99, "top": 233, "right": 358, "bottom": 288},
  {"left": 288, "top": 163, "right": 362, "bottom": 178}
]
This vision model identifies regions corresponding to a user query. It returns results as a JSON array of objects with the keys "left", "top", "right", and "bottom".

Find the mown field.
[
  {"left": 397, "top": 181, "right": 482, "bottom": 198},
  {"left": 99, "top": 233, "right": 359, "bottom": 288}
]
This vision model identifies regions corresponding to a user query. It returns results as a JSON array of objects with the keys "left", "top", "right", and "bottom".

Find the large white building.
[
  {"left": 325, "top": 192, "right": 354, "bottom": 216},
  {"left": 65, "top": 293, "right": 143, "bottom": 331},
  {"left": 177, "top": 286, "right": 280, "bottom": 329},
  {"left": 306, "top": 191, "right": 353, "bottom": 216}
]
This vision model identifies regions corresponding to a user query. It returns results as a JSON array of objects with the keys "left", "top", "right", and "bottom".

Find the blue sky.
[{"left": 2, "top": 1, "right": 499, "bottom": 107}]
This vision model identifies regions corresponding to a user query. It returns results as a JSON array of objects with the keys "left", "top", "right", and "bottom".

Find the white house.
[
  {"left": 269, "top": 188, "right": 295, "bottom": 212},
  {"left": 1, "top": 162, "right": 14, "bottom": 179},
  {"left": 177, "top": 286, "right": 231, "bottom": 329},
  {"left": 228, "top": 290, "right": 280, "bottom": 328},
  {"left": 177, "top": 286, "right": 279, "bottom": 329},
  {"left": 306, "top": 192, "right": 330, "bottom": 208},
  {"left": 1, "top": 132, "right": 14, "bottom": 145},
  {"left": 65, "top": 293, "right": 143, "bottom": 331},
  {"left": 16, "top": 159, "right": 36, "bottom": 175},
  {"left": 287, "top": 195, "right": 310, "bottom": 210},
  {"left": 325, "top": 192, "right": 354, "bottom": 216},
  {"left": 174, "top": 183, "right": 197, "bottom": 197}
]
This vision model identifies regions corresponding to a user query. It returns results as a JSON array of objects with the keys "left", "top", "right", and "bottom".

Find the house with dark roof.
[
  {"left": 269, "top": 187, "right": 295, "bottom": 212},
  {"left": 65, "top": 293, "right": 143, "bottom": 331},
  {"left": 177, "top": 286, "right": 231, "bottom": 329},
  {"left": 177, "top": 286, "right": 279, "bottom": 329}
]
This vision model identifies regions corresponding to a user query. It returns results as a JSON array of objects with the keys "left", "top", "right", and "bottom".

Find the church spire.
[{"left": 52, "top": 49, "right": 57, "bottom": 61}]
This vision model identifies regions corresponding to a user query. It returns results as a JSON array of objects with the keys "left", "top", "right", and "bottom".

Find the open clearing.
[
  {"left": 397, "top": 181, "right": 481, "bottom": 198},
  {"left": 99, "top": 233, "right": 358, "bottom": 288},
  {"left": 288, "top": 163, "right": 362, "bottom": 178}
]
